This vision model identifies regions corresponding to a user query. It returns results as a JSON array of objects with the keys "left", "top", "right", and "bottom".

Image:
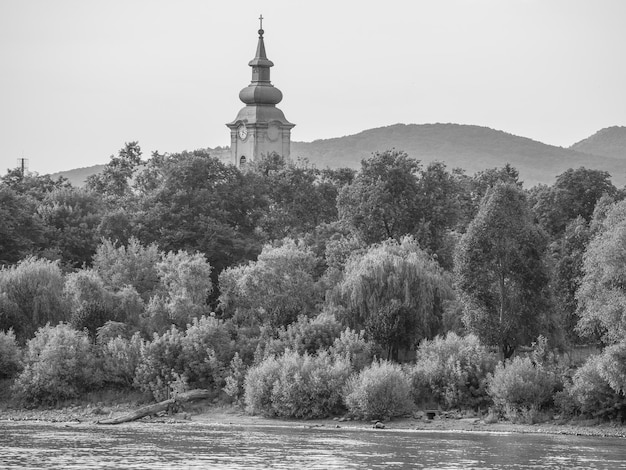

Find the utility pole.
[{"left": 16, "top": 157, "right": 28, "bottom": 177}]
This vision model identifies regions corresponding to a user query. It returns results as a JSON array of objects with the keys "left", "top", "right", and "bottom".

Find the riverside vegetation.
[{"left": 2, "top": 144, "right": 626, "bottom": 425}]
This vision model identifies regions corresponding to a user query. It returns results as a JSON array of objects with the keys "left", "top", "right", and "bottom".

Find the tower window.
[{"left": 240, "top": 155, "right": 247, "bottom": 167}]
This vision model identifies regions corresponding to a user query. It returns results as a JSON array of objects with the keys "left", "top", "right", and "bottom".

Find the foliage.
[
  {"left": 337, "top": 149, "right": 422, "bottom": 244},
  {"left": 455, "top": 183, "right": 550, "bottom": 357},
  {"left": 329, "top": 328, "right": 380, "bottom": 371},
  {"left": 343, "top": 360, "right": 413, "bottom": 420},
  {"left": 12, "top": 323, "right": 100, "bottom": 405},
  {"left": 64, "top": 269, "right": 117, "bottom": 335},
  {"left": 155, "top": 250, "right": 213, "bottom": 327},
  {"left": 86, "top": 141, "right": 143, "bottom": 199},
  {"left": 133, "top": 150, "right": 263, "bottom": 276},
  {"left": 409, "top": 333, "right": 497, "bottom": 410},
  {"left": 36, "top": 187, "right": 104, "bottom": 268},
  {"left": 577, "top": 199, "right": 626, "bottom": 343},
  {"left": 134, "top": 315, "right": 233, "bottom": 400},
  {"left": 0, "top": 257, "right": 67, "bottom": 342},
  {"left": 247, "top": 154, "right": 340, "bottom": 239},
  {"left": 219, "top": 239, "right": 321, "bottom": 328},
  {"left": 532, "top": 167, "right": 616, "bottom": 237},
  {"left": 259, "top": 313, "right": 343, "bottom": 358},
  {"left": 565, "top": 351, "right": 626, "bottom": 421},
  {"left": 0, "top": 329, "right": 22, "bottom": 379},
  {"left": 93, "top": 237, "right": 161, "bottom": 300},
  {"left": 99, "top": 332, "right": 143, "bottom": 388},
  {"left": 548, "top": 217, "right": 592, "bottom": 344},
  {"left": 487, "top": 356, "right": 559, "bottom": 423},
  {"left": 331, "top": 236, "right": 453, "bottom": 359},
  {"left": 0, "top": 186, "right": 42, "bottom": 264},
  {"left": 223, "top": 352, "right": 246, "bottom": 403},
  {"left": 134, "top": 326, "right": 186, "bottom": 401},
  {"left": 244, "top": 350, "right": 352, "bottom": 418}
]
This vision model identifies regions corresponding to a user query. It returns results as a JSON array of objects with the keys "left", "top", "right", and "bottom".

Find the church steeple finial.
[{"left": 259, "top": 14, "right": 263, "bottom": 33}]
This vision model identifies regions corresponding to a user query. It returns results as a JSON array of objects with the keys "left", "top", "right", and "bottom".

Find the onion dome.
[{"left": 238, "top": 27, "right": 283, "bottom": 106}]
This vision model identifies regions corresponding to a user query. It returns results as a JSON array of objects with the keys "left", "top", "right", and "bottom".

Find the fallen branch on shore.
[{"left": 96, "top": 389, "right": 211, "bottom": 425}]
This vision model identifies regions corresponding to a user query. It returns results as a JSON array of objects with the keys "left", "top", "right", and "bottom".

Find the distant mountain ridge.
[
  {"left": 292, "top": 124, "right": 626, "bottom": 186},
  {"left": 570, "top": 126, "right": 626, "bottom": 160},
  {"left": 49, "top": 124, "right": 626, "bottom": 187}
]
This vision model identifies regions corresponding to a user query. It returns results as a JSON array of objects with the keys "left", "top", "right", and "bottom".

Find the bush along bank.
[{"left": 2, "top": 320, "right": 626, "bottom": 427}]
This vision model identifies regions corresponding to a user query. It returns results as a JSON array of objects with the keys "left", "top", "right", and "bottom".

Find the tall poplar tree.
[{"left": 455, "top": 183, "right": 549, "bottom": 358}]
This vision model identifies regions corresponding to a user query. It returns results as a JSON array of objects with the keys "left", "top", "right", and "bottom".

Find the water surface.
[{"left": 1, "top": 420, "right": 625, "bottom": 469}]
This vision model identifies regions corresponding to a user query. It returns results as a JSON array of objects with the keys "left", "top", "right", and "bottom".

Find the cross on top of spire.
[{"left": 258, "top": 14, "right": 264, "bottom": 36}]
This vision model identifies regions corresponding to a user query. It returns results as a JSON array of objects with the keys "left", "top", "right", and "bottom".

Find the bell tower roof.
[
  {"left": 229, "top": 16, "right": 293, "bottom": 124},
  {"left": 248, "top": 17, "right": 273, "bottom": 69}
]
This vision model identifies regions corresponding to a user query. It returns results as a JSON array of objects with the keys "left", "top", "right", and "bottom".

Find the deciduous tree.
[{"left": 455, "top": 183, "right": 549, "bottom": 358}]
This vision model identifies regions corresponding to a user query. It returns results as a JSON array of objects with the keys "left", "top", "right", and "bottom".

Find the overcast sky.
[{"left": 1, "top": 0, "right": 625, "bottom": 175}]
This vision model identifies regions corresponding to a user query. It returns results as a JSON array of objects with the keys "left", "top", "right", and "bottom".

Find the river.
[{"left": 1, "top": 421, "right": 625, "bottom": 469}]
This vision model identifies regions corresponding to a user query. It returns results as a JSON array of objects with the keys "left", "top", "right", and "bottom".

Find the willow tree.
[
  {"left": 455, "top": 183, "right": 549, "bottom": 358},
  {"left": 331, "top": 236, "right": 453, "bottom": 359}
]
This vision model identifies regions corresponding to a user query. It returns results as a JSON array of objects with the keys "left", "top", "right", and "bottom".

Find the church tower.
[{"left": 227, "top": 16, "right": 295, "bottom": 167}]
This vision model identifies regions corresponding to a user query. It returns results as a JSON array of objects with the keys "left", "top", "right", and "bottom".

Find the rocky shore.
[{"left": 2, "top": 402, "right": 625, "bottom": 439}]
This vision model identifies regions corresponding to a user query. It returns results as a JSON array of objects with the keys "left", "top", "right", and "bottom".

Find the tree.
[
  {"left": 133, "top": 150, "right": 264, "bottom": 278},
  {"left": 337, "top": 150, "right": 422, "bottom": 244},
  {"left": 455, "top": 183, "right": 549, "bottom": 358},
  {"left": 246, "top": 154, "right": 341, "bottom": 240},
  {"left": 218, "top": 239, "right": 321, "bottom": 328},
  {"left": 86, "top": 141, "right": 143, "bottom": 199},
  {"left": 548, "top": 216, "right": 592, "bottom": 343},
  {"left": 1, "top": 168, "right": 71, "bottom": 201},
  {"left": 330, "top": 236, "right": 452, "bottom": 359},
  {"left": 577, "top": 199, "right": 626, "bottom": 344},
  {"left": 532, "top": 167, "right": 617, "bottom": 238},
  {"left": 0, "top": 186, "right": 43, "bottom": 264},
  {"left": 415, "top": 162, "right": 465, "bottom": 268},
  {"left": 36, "top": 187, "right": 104, "bottom": 267}
]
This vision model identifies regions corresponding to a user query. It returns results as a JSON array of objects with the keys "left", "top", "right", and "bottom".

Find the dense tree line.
[{"left": 2, "top": 142, "right": 626, "bottom": 422}]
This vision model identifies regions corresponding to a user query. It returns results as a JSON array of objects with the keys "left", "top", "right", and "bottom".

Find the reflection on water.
[{"left": 1, "top": 420, "right": 625, "bottom": 469}]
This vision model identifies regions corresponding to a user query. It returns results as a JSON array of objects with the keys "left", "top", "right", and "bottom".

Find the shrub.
[
  {"left": 244, "top": 355, "right": 282, "bottom": 415},
  {"left": 409, "top": 333, "right": 497, "bottom": 410},
  {"left": 257, "top": 314, "right": 343, "bottom": 359},
  {"left": 244, "top": 350, "right": 352, "bottom": 418},
  {"left": 343, "top": 360, "right": 413, "bottom": 420},
  {"left": 329, "top": 328, "right": 380, "bottom": 371},
  {"left": 0, "top": 257, "right": 67, "bottom": 342},
  {"left": 0, "top": 329, "right": 22, "bottom": 379},
  {"left": 181, "top": 315, "right": 233, "bottom": 389},
  {"left": 223, "top": 352, "right": 246, "bottom": 403},
  {"left": 566, "top": 353, "right": 626, "bottom": 421},
  {"left": 12, "top": 323, "right": 100, "bottom": 405},
  {"left": 134, "top": 326, "right": 186, "bottom": 401},
  {"left": 100, "top": 332, "right": 143, "bottom": 388},
  {"left": 487, "top": 356, "right": 559, "bottom": 423},
  {"left": 64, "top": 269, "right": 117, "bottom": 336},
  {"left": 134, "top": 315, "right": 234, "bottom": 401}
]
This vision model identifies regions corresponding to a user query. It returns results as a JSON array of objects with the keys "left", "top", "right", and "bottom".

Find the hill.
[
  {"left": 570, "top": 126, "right": 626, "bottom": 160},
  {"left": 49, "top": 124, "right": 626, "bottom": 187},
  {"left": 49, "top": 164, "right": 106, "bottom": 187},
  {"left": 292, "top": 123, "right": 626, "bottom": 186}
]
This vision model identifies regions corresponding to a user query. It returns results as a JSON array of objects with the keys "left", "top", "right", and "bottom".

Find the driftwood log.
[{"left": 96, "top": 389, "right": 211, "bottom": 425}]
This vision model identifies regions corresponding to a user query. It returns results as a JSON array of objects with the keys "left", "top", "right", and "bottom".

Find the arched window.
[{"left": 240, "top": 155, "right": 247, "bottom": 167}]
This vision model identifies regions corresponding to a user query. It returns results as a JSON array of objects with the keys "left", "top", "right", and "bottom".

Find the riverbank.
[{"left": 2, "top": 399, "right": 625, "bottom": 439}]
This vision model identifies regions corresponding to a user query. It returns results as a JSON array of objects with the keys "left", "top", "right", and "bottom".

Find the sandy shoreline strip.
[{"left": 2, "top": 404, "right": 626, "bottom": 439}]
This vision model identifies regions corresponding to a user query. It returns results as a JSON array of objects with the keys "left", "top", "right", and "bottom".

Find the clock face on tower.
[{"left": 238, "top": 124, "right": 248, "bottom": 140}]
